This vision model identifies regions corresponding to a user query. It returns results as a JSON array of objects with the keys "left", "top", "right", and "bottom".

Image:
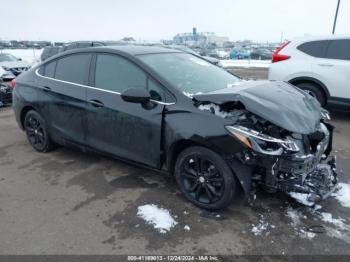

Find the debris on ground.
[
  {"left": 251, "top": 215, "right": 274, "bottom": 236},
  {"left": 137, "top": 204, "right": 178, "bottom": 234}
]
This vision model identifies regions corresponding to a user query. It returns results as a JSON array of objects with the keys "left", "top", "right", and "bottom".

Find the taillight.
[
  {"left": 272, "top": 41, "right": 290, "bottom": 63},
  {"left": 10, "top": 79, "right": 16, "bottom": 88}
]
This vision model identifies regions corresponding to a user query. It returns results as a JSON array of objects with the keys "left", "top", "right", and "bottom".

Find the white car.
[{"left": 268, "top": 35, "right": 350, "bottom": 106}]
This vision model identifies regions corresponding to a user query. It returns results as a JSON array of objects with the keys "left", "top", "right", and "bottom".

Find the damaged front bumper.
[
  {"left": 230, "top": 122, "right": 338, "bottom": 206},
  {"left": 277, "top": 156, "right": 338, "bottom": 204}
]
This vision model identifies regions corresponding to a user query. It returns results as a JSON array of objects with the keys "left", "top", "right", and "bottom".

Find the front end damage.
[
  {"left": 233, "top": 122, "right": 338, "bottom": 205},
  {"left": 196, "top": 99, "right": 338, "bottom": 206}
]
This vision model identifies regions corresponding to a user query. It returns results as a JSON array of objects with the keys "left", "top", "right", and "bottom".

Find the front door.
[{"left": 85, "top": 53, "right": 165, "bottom": 168}]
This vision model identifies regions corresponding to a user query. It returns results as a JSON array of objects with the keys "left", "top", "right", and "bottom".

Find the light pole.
[{"left": 332, "top": 0, "right": 341, "bottom": 34}]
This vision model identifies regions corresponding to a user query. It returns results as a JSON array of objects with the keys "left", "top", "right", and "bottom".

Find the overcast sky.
[{"left": 1, "top": 0, "right": 349, "bottom": 42}]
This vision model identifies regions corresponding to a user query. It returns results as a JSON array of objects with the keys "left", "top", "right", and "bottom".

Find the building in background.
[{"left": 173, "top": 27, "right": 229, "bottom": 47}]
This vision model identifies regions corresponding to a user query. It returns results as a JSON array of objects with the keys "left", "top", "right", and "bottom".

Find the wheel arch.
[
  {"left": 288, "top": 77, "right": 330, "bottom": 99},
  {"left": 20, "top": 105, "right": 36, "bottom": 129},
  {"left": 166, "top": 139, "right": 222, "bottom": 176}
]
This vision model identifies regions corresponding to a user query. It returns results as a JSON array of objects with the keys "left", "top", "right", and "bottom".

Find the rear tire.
[
  {"left": 175, "top": 146, "right": 237, "bottom": 210},
  {"left": 295, "top": 82, "right": 326, "bottom": 106},
  {"left": 24, "top": 110, "right": 54, "bottom": 153}
]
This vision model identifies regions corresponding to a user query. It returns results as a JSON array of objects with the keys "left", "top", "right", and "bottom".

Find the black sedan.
[{"left": 13, "top": 46, "right": 338, "bottom": 210}]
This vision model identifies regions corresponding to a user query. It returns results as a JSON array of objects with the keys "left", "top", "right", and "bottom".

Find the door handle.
[
  {"left": 89, "top": 99, "right": 104, "bottom": 108},
  {"left": 43, "top": 86, "right": 51, "bottom": 92},
  {"left": 318, "top": 63, "right": 334, "bottom": 67}
]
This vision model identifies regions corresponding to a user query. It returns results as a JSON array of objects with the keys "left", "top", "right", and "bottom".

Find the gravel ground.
[{"left": 0, "top": 93, "right": 349, "bottom": 255}]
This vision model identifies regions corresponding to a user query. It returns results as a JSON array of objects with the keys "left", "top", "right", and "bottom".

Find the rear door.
[
  {"left": 37, "top": 53, "right": 92, "bottom": 145},
  {"left": 85, "top": 53, "right": 166, "bottom": 168},
  {"left": 312, "top": 39, "right": 350, "bottom": 99}
]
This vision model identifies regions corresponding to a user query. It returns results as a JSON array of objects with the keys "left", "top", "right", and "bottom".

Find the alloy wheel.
[
  {"left": 25, "top": 115, "right": 46, "bottom": 150},
  {"left": 179, "top": 154, "right": 225, "bottom": 204}
]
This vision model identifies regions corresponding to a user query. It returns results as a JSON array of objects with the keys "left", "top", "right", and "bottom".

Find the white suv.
[{"left": 268, "top": 35, "right": 350, "bottom": 106}]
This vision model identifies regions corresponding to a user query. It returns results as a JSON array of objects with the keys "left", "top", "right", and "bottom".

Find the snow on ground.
[
  {"left": 289, "top": 192, "right": 315, "bottom": 206},
  {"left": 220, "top": 59, "right": 270, "bottom": 68},
  {"left": 286, "top": 207, "right": 315, "bottom": 239},
  {"left": 137, "top": 204, "right": 177, "bottom": 234},
  {"left": 332, "top": 182, "right": 350, "bottom": 208},
  {"left": 184, "top": 225, "right": 190, "bottom": 231},
  {"left": 285, "top": 203, "right": 350, "bottom": 242},
  {"left": 317, "top": 211, "right": 350, "bottom": 243},
  {"left": 0, "top": 49, "right": 43, "bottom": 64},
  {"left": 251, "top": 215, "right": 274, "bottom": 236}
]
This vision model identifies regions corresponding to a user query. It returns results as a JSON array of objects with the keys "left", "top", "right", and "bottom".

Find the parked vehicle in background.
[
  {"left": 250, "top": 48, "right": 272, "bottom": 60},
  {"left": 13, "top": 46, "right": 337, "bottom": 210},
  {"left": 165, "top": 45, "right": 221, "bottom": 66},
  {"left": 0, "top": 81, "right": 13, "bottom": 107},
  {"left": 0, "top": 64, "right": 15, "bottom": 81},
  {"left": 0, "top": 53, "right": 30, "bottom": 76},
  {"left": 269, "top": 35, "right": 350, "bottom": 107},
  {"left": 40, "top": 41, "right": 127, "bottom": 61},
  {"left": 40, "top": 46, "right": 62, "bottom": 62},
  {"left": 229, "top": 48, "right": 250, "bottom": 60}
]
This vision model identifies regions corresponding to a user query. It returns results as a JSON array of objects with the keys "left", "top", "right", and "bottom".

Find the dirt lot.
[
  {"left": 0, "top": 81, "right": 350, "bottom": 255},
  {"left": 226, "top": 67, "right": 269, "bottom": 80}
]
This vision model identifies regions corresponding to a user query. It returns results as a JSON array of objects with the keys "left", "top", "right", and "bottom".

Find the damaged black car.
[{"left": 12, "top": 46, "right": 337, "bottom": 210}]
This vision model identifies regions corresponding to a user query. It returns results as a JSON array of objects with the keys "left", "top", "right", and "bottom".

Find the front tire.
[
  {"left": 24, "top": 110, "right": 54, "bottom": 152},
  {"left": 175, "top": 146, "right": 237, "bottom": 210}
]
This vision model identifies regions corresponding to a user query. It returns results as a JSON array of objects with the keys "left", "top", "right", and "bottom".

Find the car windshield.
[
  {"left": 0, "top": 54, "right": 19, "bottom": 62},
  {"left": 138, "top": 53, "right": 239, "bottom": 94}
]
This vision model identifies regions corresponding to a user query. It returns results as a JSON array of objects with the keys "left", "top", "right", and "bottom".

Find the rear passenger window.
[
  {"left": 297, "top": 40, "right": 329, "bottom": 58},
  {"left": 55, "top": 54, "right": 91, "bottom": 85},
  {"left": 326, "top": 39, "right": 350, "bottom": 60},
  {"left": 44, "top": 61, "right": 56, "bottom": 78},
  {"left": 95, "top": 54, "right": 147, "bottom": 93}
]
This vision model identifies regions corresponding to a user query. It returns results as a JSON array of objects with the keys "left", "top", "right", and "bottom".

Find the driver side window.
[{"left": 95, "top": 54, "right": 147, "bottom": 93}]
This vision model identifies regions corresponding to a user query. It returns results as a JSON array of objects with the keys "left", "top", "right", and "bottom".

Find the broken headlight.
[
  {"left": 321, "top": 109, "right": 331, "bottom": 121},
  {"left": 225, "top": 125, "right": 299, "bottom": 155}
]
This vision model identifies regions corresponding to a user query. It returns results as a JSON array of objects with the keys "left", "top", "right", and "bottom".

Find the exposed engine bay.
[{"left": 196, "top": 100, "right": 338, "bottom": 206}]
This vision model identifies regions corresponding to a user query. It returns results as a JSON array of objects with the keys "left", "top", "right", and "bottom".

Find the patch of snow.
[
  {"left": 137, "top": 204, "right": 177, "bottom": 234},
  {"left": 182, "top": 91, "right": 202, "bottom": 98},
  {"left": 220, "top": 59, "right": 270, "bottom": 68},
  {"left": 184, "top": 225, "right": 190, "bottom": 231},
  {"left": 289, "top": 192, "right": 314, "bottom": 206},
  {"left": 314, "top": 204, "right": 322, "bottom": 211},
  {"left": 198, "top": 103, "right": 235, "bottom": 119},
  {"left": 286, "top": 208, "right": 301, "bottom": 227},
  {"left": 251, "top": 215, "right": 272, "bottom": 236},
  {"left": 286, "top": 207, "right": 315, "bottom": 239},
  {"left": 319, "top": 212, "right": 346, "bottom": 228},
  {"left": 299, "top": 228, "right": 316, "bottom": 239},
  {"left": 332, "top": 183, "right": 350, "bottom": 208}
]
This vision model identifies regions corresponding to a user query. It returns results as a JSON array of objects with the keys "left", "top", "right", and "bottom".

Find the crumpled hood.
[
  {"left": 0, "top": 61, "right": 30, "bottom": 69},
  {"left": 193, "top": 80, "right": 322, "bottom": 134}
]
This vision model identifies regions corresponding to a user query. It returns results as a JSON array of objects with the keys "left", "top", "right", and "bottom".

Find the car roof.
[
  {"left": 290, "top": 35, "right": 350, "bottom": 43},
  {"left": 98, "top": 45, "right": 183, "bottom": 55}
]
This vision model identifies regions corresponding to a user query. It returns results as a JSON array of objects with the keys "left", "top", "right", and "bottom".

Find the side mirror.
[{"left": 121, "top": 87, "right": 150, "bottom": 104}]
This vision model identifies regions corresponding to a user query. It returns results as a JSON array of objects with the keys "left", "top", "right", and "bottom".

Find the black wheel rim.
[
  {"left": 25, "top": 116, "right": 46, "bottom": 149},
  {"left": 179, "top": 154, "right": 225, "bottom": 204}
]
